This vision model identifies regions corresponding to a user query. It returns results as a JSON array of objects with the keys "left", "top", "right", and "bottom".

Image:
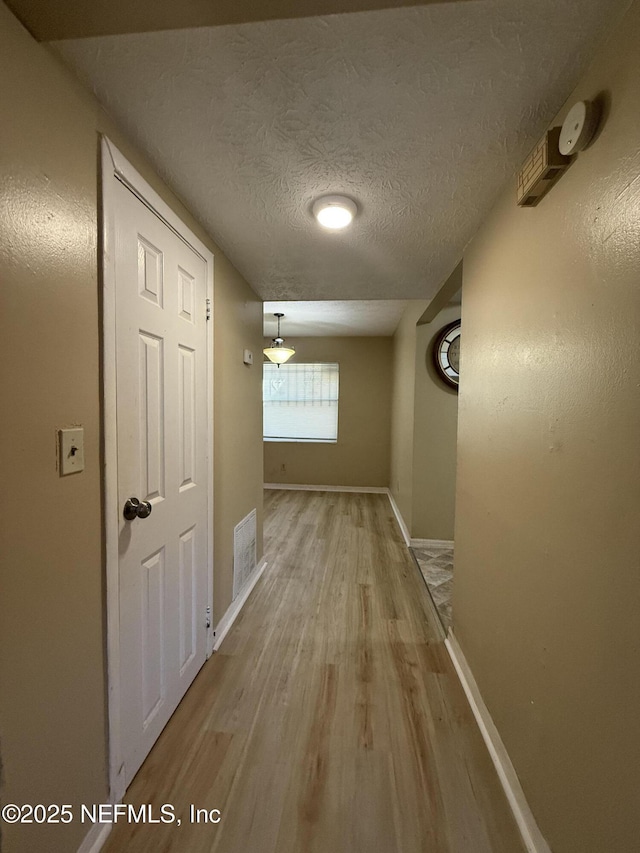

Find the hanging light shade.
[{"left": 263, "top": 312, "right": 295, "bottom": 367}]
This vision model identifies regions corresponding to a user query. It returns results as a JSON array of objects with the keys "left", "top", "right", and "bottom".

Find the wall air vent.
[{"left": 233, "top": 509, "right": 257, "bottom": 601}]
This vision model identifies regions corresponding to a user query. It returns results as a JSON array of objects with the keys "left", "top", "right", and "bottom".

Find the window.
[{"left": 263, "top": 362, "right": 339, "bottom": 443}]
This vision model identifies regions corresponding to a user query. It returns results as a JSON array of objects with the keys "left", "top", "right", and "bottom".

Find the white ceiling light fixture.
[
  {"left": 263, "top": 312, "right": 295, "bottom": 366},
  {"left": 312, "top": 195, "right": 358, "bottom": 230}
]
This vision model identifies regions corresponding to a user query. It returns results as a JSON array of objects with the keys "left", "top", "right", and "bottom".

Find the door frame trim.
[{"left": 101, "top": 137, "right": 215, "bottom": 804}]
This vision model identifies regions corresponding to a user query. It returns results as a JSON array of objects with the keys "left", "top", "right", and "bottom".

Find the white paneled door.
[{"left": 113, "top": 177, "right": 210, "bottom": 787}]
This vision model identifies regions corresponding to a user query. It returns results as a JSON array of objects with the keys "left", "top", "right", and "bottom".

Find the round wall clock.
[{"left": 433, "top": 321, "right": 461, "bottom": 390}]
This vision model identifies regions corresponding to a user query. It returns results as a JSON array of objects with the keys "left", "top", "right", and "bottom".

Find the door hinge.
[
  {"left": 206, "top": 298, "right": 211, "bottom": 321},
  {"left": 206, "top": 605, "right": 211, "bottom": 629}
]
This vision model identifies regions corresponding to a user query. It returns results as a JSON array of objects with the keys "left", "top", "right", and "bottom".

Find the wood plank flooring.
[{"left": 103, "top": 490, "right": 524, "bottom": 853}]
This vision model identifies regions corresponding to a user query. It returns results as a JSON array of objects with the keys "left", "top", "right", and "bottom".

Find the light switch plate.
[
  {"left": 243, "top": 349, "right": 254, "bottom": 365},
  {"left": 59, "top": 428, "right": 85, "bottom": 475}
]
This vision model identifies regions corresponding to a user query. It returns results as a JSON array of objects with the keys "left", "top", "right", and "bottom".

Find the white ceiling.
[
  {"left": 54, "top": 0, "right": 627, "bottom": 304},
  {"left": 264, "top": 300, "right": 413, "bottom": 337}
]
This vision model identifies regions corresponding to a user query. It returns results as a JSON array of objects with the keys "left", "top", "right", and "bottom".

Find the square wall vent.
[{"left": 233, "top": 509, "right": 257, "bottom": 600}]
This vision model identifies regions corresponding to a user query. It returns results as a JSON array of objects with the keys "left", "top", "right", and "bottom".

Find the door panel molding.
[{"left": 101, "top": 137, "right": 214, "bottom": 804}]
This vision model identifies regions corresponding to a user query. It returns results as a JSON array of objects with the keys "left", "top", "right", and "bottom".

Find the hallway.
[{"left": 102, "top": 489, "right": 523, "bottom": 853}]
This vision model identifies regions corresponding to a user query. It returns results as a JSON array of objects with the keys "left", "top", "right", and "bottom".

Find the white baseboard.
[
  {"left": 410, "top": 538, "right": 454, "bottom": 549},
  {"left": 77, "top": 822, "right": 112, "bottom": 853},
  {"left": 213, "top": 558, "right": 268, "bottom": 652},
  {"left": 444, "top": 631, "right": 551, "bottom": 853},
  {"left": 385, "top": 490, "right": 411, "bottom": 547},
  {"left": 264, "top": 483, "right": 388, "bottom": 493}
]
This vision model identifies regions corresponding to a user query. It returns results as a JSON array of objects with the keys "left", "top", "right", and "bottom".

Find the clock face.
[
  {"left": 434, "top": 321, "right": 461, "bottom": 389},
  {"left": 447, "top": 337, "right": 460, "bottom": 373}
]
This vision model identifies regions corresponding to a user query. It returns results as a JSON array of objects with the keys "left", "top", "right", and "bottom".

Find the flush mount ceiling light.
[
  {"left": 312, "top": 195, "right": 357, "bottom": 230},
  {"left": 263, "top": 313, "right": 295, "bottom": 367}
]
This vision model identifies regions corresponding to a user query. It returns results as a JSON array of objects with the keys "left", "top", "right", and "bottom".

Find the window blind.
[{"left": 263, "top": 362, "right": 339, "bottom": 442}]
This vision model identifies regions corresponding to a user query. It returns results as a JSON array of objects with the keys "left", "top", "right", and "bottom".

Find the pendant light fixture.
[{"left": 263, "top": 313, "right": 295, "bottom": 367}]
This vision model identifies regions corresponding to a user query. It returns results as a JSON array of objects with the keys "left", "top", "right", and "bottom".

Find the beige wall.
[
  {"left": 7, "top": 0, "right": 456, "bottom": 41},
  {"left": 213, "top": 264, "right": 264, "bottom": 623},
  {"left": 263, "top": 337, "right": 392, "bottom": 487},
  {"left": 453, "top": 4, "right": 640, "bottom": 851},
  {"left": 0, "top": 5, "right": 263, "bottom": 852},
  {"left": 412, "top": 305, "right": 459, "bottom": 541},
  {"left": 389, "top": 301, "right": 428, "bottom": 531}
]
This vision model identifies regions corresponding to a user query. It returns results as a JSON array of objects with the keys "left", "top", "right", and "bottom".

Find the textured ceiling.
[
  {"left": 264, "top": 300, "right": 412, "bottom": 337},
  {"left": 54, "top": 0, "right": 629, "bottom": 302}
]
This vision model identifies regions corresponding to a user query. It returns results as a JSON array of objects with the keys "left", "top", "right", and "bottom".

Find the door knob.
[{"left": 123, "top": 497, "right": 153, "bottom": 521}]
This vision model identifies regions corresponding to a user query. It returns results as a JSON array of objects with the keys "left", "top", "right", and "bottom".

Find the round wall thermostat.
[{"left": 559, "top": 100, "right": 599, "bottom": 155}]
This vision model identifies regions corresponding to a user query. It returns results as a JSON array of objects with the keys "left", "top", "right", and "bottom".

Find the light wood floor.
[{"left": 103, "top": 490, "right": 524, "bottom": 853}]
